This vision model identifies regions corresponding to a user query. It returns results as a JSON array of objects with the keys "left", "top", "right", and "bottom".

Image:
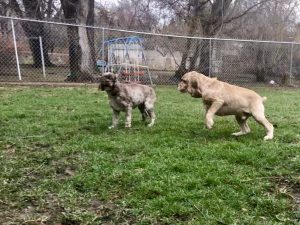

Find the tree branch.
[
  {"left": 9, "top": 0, "right": 24, "bottom": 17},
  {"left": 224, "top": 0, "right": 272, "bottom": 25}
]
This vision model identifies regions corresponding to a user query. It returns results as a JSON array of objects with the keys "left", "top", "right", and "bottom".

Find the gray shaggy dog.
[{"left": 99, "top": 72, "right": 156, "bottom": 128}]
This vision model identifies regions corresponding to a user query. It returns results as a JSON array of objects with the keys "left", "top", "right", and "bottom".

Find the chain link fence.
[{"left": 1, "top": 16, "right": 300, "bottom": 86}]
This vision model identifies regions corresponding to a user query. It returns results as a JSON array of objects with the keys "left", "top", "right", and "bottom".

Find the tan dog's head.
[
  {"left": 177, "top": 71, "right": 203, "bottom": 98},
  {"left": 99, "top": 72, "right": 118, "bottom": 91}
]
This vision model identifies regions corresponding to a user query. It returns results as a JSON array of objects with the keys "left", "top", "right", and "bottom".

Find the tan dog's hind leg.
[
  {"left": 252, "top": 103, "right": 274, "bottom": 140},
  {"left": 125, "top": 106, "right": 132, "bottom": 128},
  {"left": 232, "top": 115, "right": 251, "bottom": 136},
  {"left": 109, "top": 110, "right": 120, "bottom": 129},
  {"left": 205, "top": 100, "right": 224, "bottom": 129}
]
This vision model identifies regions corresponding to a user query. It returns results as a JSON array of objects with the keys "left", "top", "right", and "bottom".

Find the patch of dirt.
[
  {"left": 0, "top": 194, "right": 61, "bottom": 225},
  {"left": 0, "top": 190, "right": 137, "bottom": 225},
  {"left": 87, "top": 198, "right": 137, "bottom": 224},
  {"left": 54, "top": 164, "right": 77, "bottom": 180},
  {"left": 34, "top": 142, "right": 53, "bottom": 151},
  {"left": 273, "top": 176, "right": 300, "bottom": 211},
  {"left": 3, "top": 144, "right": 16, "bottom": 158},
  {"left": 291, "top": 185, "right": 300, "bottom": 211}
]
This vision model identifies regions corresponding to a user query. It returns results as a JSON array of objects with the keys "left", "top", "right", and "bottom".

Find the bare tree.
[
  {"left": 155, "top": 0, "right": 274, "bottom": 78},
  {"left": 229, "top": 0, "right": 299, "bottom": 41},
  {"left": 0, "top": 0, "right": 10, "bottom": 36},
  {"left": 98, "top": 0, "right": 158, "bottom": 31},
  {"left": 229, "top": 0, "right": 300, "bottom": 82}
]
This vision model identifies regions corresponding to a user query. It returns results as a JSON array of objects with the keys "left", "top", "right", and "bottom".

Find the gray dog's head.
[{"left": 99, "top": 72, "right": 118, "bottom": 91}]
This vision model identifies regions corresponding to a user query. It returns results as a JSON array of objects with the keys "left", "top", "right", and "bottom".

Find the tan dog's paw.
[
  {"left": 263, "top": 135, "right": 273, "bottom": 141},
  {"left": 205, "top": 121, "right": 213, "bottom": 129},
  {"left": 206, "top": 125, "right": 213, "bottom": 129},
  {"left": 231, "top": 131, "right": 248, "bottom": 136},
  {"left": 205, "top": 115, "right": 214, "bottom": 129}
]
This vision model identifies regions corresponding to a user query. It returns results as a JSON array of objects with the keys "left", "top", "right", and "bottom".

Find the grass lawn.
[{"left": 0, "top": 85, "right": 299, "bottom": 224}]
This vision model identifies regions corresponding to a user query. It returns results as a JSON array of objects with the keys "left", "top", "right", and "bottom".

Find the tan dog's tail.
[{"left": 262, "top": 96, "right": 267, "bottom": 102}]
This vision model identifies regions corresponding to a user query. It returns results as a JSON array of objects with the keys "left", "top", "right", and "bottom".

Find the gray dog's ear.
[
  {"left": 104, "top": 72, "right": 118, "bottom": 81},
  {"left": 111, "top": 73, "right": 118, "bottom": 81}
]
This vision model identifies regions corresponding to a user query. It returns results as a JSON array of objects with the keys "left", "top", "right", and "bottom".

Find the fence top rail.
[{"left": 1, "top": 15, "right": 300, "bottom": 46}]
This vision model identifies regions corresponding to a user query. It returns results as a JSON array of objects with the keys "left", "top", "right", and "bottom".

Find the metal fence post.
[
  {"left": 39, "top": 36, "right": 46, "bottom": 78},
  {"left": 102, "top": 28, "right": 105, "bottom": 74},
  {"left": 11, "top": 19, "right": 22, "bottom": 81},
  {"left": 209, "top": 38, "right": 212, "bottom": 77},
  {"left": 289, "top": 43, "right": 294, "bottom": 84}
]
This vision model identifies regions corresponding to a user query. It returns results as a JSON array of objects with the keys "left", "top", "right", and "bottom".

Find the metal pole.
[
  {"left": 11, "top": 19, "right": 21, "bottom": 80},
  {"left": 39, "top": 36, "right": 46, "bottom": 78},
  {"left": 209, "top": 38, "right": 212, "bottom": 77},
  {"left": 289, "top": 43, "right": 294, "bottom": 83},
  {"left": 102, "top": 28, "right": 105, "bottom": 73}
]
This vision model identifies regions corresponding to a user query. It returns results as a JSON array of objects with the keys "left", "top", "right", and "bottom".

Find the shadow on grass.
[{"left": 77, "top": 115, "right": 267, "bottom": 144}]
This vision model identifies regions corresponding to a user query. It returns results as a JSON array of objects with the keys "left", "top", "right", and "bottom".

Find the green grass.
[{"left": 0, "top": 86, "right": 299, "bottom": 224}]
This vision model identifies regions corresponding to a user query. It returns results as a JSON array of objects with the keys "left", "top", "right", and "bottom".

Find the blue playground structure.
[{"left": 99, "top": 36, "right": 153, "bottom": 85}]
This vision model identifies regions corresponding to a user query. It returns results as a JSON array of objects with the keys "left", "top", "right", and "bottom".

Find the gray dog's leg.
[
  {"left": 147, "top": 109, "right": 155, "bottom": 127},
  {"left": 145, "top": 100, "right": 155, "bottom": 127},
  {"left": 138, "top": 104, "right": 147, "bottom": 121},
  {"left": 109, "top": 109, "right": 120, "bottom": 129},
  {"left": 125, "top": 106, "right": 133, "bottom": 128}
]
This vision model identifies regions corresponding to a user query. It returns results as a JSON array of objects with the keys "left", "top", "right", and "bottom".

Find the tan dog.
[
  {"left": 178, "top": 71, "right": 274, "bottom": 140},
  {"left": 99, "top": 72, "right": 156, "bottom": 128}
]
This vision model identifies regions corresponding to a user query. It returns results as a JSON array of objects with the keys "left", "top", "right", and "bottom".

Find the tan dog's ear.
[
  {"left": 188, "top": 79, "right": 198, "bottom": 92},
  {"left": 191, "top": 79, "right": 199, "bottom": 89},
  {"left": 187, "top": 75, "right": 202, "bottom": 97}
]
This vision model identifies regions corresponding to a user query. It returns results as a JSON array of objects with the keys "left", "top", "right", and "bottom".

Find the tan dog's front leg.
[
  {"left": 205, "top": 100, "right": 224, "bottom": 129},
  {"left": 125, "top": 106, "right": 132, "bottom": 128},
  {"left": 109, "top": 109, "right": 120, "bottom": 129}
]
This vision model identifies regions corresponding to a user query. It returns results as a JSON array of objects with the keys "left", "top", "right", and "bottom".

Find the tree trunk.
[
  {"left": 78, "top": 0, "right": 93, "bottom": 75},
  {"left": 255, "top": 42, "right": 266, "bottom": 82},
  {"left": 173, "top": 1, "right": 204, "bottom": 80},
  {"left": 189, "top": 41, "right": 200, "bottom": 71},
  {"left": 24, "top": 23, "right": 53, "bottom": 67},
  {"left": 61, "top": 0, "right": 81, "bottom": 81},
  {"left": 173, "top": 0, "right": 233, "bottom": 79},
  {"left": 86, "top": 0, "right": 96, "bottom": 71},
  {"left": 173, "top": 13, "right": 200, "bottom": 80},
  {"left": 77, "top": 0, "right": 96, "bottom": 81},
  {"left": 173, "top": 38, "right": 191, "bottom": 81},
  {"left": 196, "top": 41, "right": 210, "bottom": 75},
  {"left": 10, "top": 0, "right": 54, "bottom": 68},
  {"left": 67, "top": 25, "right": 81, "bottom": 79},
  {"left": 61, "top": 0, "right": 95, "bottom": 82}
]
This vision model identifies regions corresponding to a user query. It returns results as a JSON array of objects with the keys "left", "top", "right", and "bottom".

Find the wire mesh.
[
  {"left": 0, "top": 19, "right": 17, "bottom": 81},
  {"left": 0, "top": 16, "right": 299, "bottom": 87}
]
